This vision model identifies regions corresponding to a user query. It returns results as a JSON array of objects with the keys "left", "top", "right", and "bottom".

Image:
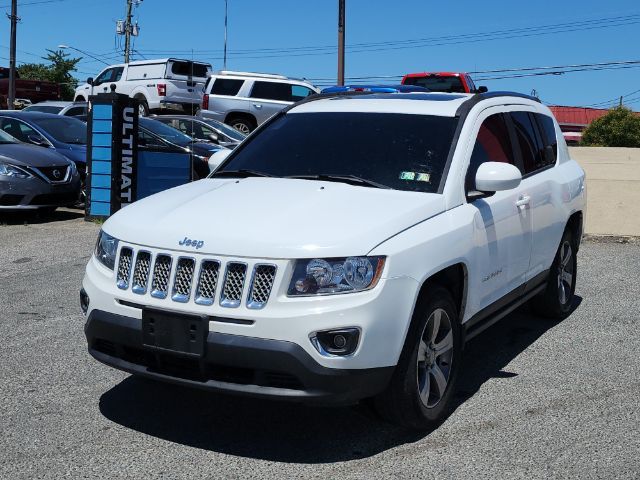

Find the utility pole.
[
  {"left": 620, "top": 96, "right": 623, "bottom": 107},
  {"left": 7, "top": 0, "right": 18, "bottom": 110},
  {"left": 337, "top": 0, "right": 345, "bottom": 86},
  {"left": 223, "top": 0, "right": 228, "bottom": 70},
  {"left": 124, "top": 0, "right": 133, "bottom": 63}
]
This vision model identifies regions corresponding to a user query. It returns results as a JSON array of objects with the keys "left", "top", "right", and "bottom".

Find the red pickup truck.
[
  {"left": 401, "top": 72, "right": 486, "bottom": 94},
  {"left": 0, "top": 67, "right": 60, "bottom": 109}
]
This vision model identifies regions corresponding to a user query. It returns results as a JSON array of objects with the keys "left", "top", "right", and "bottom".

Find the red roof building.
[{"left": 548, "top": 106, "right": 640, "bottom": 144}]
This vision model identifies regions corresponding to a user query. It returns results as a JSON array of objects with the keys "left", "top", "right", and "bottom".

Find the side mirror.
[
  {"left": 208, "top": 132, "right": 220, "bottom": 143},
  {"left": 27, "top": 134, "right": 47, "bottom": 146},
  {"left": 475, "top": 162, "right": 521, "bottom": 192},
  {"left": 208, "top": 148, "right": 231, "bottom": 173},
  {"left": 477, "top": 86, "right": 488, "bottom": 93},
  {"left": 87, "top": 77, "right": 94, "bottom": 86}
]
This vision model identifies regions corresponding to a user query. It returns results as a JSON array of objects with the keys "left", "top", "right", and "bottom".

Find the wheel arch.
[
  {"left": 567, "top": 210, "right": 583, "bottom": 251},
  {"left": 224, "top": 111, "right": 257, "bottom": 126},
  {"left": 417, "top": 262, "right": 469, "bottom": 324}
]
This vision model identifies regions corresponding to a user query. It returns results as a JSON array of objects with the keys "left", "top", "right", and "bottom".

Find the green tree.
[
  {"left": 581, "top": 106, "right": 640, "bottom": 148},
  {"left": 17, "top": 49, "right": 81, "bottom": 100}
]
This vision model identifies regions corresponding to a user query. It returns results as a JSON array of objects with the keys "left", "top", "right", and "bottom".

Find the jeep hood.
[{"left": 103, "top": 178, "right": 445, "bottom": 258}]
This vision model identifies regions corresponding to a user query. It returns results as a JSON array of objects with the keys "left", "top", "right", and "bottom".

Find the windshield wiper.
[
  {"left": 288, "top": 174, "right": 390, "bottom": 189},
  {"left": 212, "top": 169, "right": 274, "bottom": 178}
]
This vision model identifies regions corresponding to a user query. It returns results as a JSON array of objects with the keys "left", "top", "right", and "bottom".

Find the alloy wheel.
[
  {"left": 557, "top": 241, "right": 574, "bottom": 305},
  {"left": 416, "top": 308, "right": 454, "bottom": 408}
]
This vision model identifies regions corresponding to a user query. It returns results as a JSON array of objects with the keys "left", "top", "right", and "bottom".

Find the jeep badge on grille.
[{"left": 179, "top": 237, "right": 204, "bottom": 249}]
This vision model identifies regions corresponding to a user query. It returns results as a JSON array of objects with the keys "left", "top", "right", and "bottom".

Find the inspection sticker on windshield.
[{"left": 400, "top": 171, "right": 430, "bottom": 182}]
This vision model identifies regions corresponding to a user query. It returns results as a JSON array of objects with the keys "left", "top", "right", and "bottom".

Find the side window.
[
  {"left": 466, "top": 113, "right": 516, "bottom": 192},
  {"left": 210, "top": 78, "right": 243, "bottom": 96},
  {"left": 93, "top": 68, "right": 113, "bottom": 86},
  {"left": 535, "top": 113, "right": 558, "bottom": 166},
  {"left": 250, "top": 81, "right": 291, "bottom": 101},
  {"left": 138, "top": 130, "right": 167, "bottom": 149},
  {"left": 511, "top": 111, "right": 546, "bottom": 175},
  {"left": 465, "top": 75, "right": 476, "bottom": 92},
  {"left": 65, "top": 107, "right": 86, "bottom": 117},
  {"left": 291, "top": 85, "right": 314, "bottom": 102},
  {"left": 112, "top": 67, "right": 124, "bottom": 82},
  {"left": 0, "top": 118, "right": 38, "bottom": 142}
]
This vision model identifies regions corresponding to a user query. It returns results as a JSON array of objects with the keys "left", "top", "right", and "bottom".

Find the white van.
[{"left": 74, "top": 58, "right": 212, "bottom": 116}]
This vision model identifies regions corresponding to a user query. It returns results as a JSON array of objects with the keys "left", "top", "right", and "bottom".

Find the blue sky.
[{"left": 3, "top": 0, "right": 639, "bottom": 109}]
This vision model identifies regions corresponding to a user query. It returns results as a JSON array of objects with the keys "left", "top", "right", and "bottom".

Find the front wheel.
[
  {"left": 374, "top": 286, "right": 462, "bottom": 430},
  {"left": 530, "top": 229, "right": 577, "bottom": 319}
]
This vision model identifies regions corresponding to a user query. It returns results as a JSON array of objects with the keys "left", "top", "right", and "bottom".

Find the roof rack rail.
[
  {"left": 455, "top": 90, "right": 541, "bottom": 116},
  {"left": 217, "top": 70, "right": 288, "bottom": 80}
]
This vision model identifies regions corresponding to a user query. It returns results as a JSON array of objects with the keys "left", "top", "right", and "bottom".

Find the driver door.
[{"left": 465, "top": 110, "right": 533, "bottom": 313}]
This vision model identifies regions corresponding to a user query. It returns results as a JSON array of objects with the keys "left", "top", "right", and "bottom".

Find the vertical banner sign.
[{"left": 85, "top": 91, "right": 139, "bottom": 220}]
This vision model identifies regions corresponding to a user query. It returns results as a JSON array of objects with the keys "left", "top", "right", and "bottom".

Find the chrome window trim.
[
  {"left": 194, "top": 259, "right": 221, "bottom": 306},
  {"left": 246, "top": 263, "right": 277, "bottom": 310},
  {"left": 171, "top": 256, "right": 196, "bottom": 303},
  {"left": 131, "top": 250, "right": 152, "bottom": 295},
  {"left": 220, "top": 261, "right": 248, "bottom": 308},
  {"left": 150, "top": 254, "right": 173, "bottom": 299}
]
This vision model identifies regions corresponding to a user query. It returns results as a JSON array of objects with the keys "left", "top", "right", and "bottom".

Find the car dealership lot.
[{"left": 1, "top": 210, "right": 638, "bottom": 479}]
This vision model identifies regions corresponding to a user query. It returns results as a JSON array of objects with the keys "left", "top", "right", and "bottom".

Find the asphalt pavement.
[{"left": 1, "top": 209, "right": 639, "bottom": 479}]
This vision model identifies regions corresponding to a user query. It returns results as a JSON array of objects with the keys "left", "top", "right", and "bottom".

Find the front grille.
[
  {"left": 171, "top": 258, "right": 196, "bottom": 302},
  {"left": 195, "top": 260, "right": 220, "bottom": 306},
  {"left": 247, "top": 265, "right": 276, "bottom": 309},
  {"left": 113, "top": 246, "right": 275, "bottom": 310},
  {"left": 29, "top": 192, "right": 78, "bottom": 206},
  {"left": 151, "top": 254, "right": 172, "bottom": 299},
  {"left": 220, "top": 262, "right": 247, "bottom": 308},
  {"left": 116, "top": 248, "right": 133, "bottom": 289},
  {"left": 0, "top": 194, "right": 24, "bottom": 206},
  {"left": 131, "top": 251, "right": 151, "bottom": 295},
  {"left": 36, "top": 165, "right": 69, "bottom": 183}
]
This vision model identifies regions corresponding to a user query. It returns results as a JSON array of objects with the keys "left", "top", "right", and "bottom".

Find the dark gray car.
[{"left": 0, "top": 130, "right": 81, "bottom": 211}]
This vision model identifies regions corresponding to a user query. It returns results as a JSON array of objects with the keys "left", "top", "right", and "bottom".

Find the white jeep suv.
[{"left": 81, "top": 91, "right": 586, "bottom": 429}]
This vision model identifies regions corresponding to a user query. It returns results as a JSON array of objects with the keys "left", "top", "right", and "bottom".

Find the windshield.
[
  {"left": 30, "top": 116, "right": 86, "bottom": 144},
  {"left": 217, "top": 112, "right": 457, "bottom": 193},
  {"left": 404, "top": 76, "right": 466, "bottom": 93},
  {"left": 23, "top": 105, "right": 64, "bottom": 114},
  {"left": 0, "top": 129, "right": 18, "bottom": 144},
  {"left": 200, "top": 118, "right": 246, "bottom": 141},
  {"left": 139, "top": 118, "right": 192, "bottom": 147}
]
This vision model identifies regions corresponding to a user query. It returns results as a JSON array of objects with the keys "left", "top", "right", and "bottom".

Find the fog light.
[
  {"left": 311, "top": 328, "right": 360, "bottom": 356},
  {"left": 80, "top": 288, "right": 90, "bottom": 315}
]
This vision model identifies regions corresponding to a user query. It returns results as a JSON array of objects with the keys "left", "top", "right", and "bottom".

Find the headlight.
[
  {"left": 287, "top": 256, "right": 385, "bottom": 296},
  {"left": 0, "top": 162, "right": 31, "bottom": 179},
  {"left": 69, "top": 161, "right": 77, "bottom": 175},
  {"left": 94, "top": 230, "right": 119, "bottom": 270}
]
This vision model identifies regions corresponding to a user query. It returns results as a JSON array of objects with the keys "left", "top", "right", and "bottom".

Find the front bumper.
[
  {"left": 0, "top": 173, "right": 81, "bottom": 209},
  {"left": 85, "top": 308, "right": 394, "bottom": 405}
]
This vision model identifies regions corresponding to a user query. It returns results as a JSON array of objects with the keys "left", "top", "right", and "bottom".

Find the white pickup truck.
[
  {"left": 74, "top": 58, "right": 211, "bottom": 116},
  {"left": 81, "top": 90, "right": 586, "bottom": 430}
]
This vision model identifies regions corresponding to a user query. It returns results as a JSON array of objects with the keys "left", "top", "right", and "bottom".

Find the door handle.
[
  {"left": 515, "top": 195, "right": 530, "bottom": 209},
  {"left": 253, "top": 103, "right": 262, "bottom": 109}
]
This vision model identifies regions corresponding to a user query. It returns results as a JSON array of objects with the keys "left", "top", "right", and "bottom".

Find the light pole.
[
  {"left": 223, "top": 0, "right": 228, "bottom": 70},
  {"left": 58, "top": 44, "right": 110, "bottom": 67},
  {"left": 337, "top": 0, "right": 345, "bottom": 86}
]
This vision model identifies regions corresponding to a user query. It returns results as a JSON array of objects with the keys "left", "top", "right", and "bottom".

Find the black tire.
[
  {"left": 374, "top": 286, "right": 462, "bottom": 430},
  {"left": 227, "top": 116, "right": 255, "bottom": 135},
  {"left": 530, "top": 229, "right": 577, "bottom": 319},
  {"left": 136, "top": 97, "right": 149, "bottom": 117},
  {"left": 74, "top": 96, "right": 86, "bottom": 103}
]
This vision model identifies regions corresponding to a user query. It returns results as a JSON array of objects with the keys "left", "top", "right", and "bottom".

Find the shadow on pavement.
[
  {"left": 0, "top": 207, "right": 84, "bottom": 225},
  {"left": 99, "top": 297, "right": 581, "bottom": 463}
]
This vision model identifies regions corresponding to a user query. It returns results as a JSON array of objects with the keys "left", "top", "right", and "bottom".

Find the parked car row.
[{"left": 0, "top": 106, "right": 243, "bottom": 212}]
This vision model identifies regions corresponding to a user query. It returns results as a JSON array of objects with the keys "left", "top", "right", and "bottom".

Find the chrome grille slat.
[
  {"left": 172, "top": 257, "right": 196, "bottom": 303},
  {"left": 220, "top": 262, "right": 247, "bottom": 308},
  {"left": 116, "top": 248, "right": 133, "bottom": 290},
  {"left": 151, "top": 254, "right": 172, "bottom": 299},
  {"left": 195, "top": 260, "right": 220, "bottom": 306},
  {"left": 247, "top": 265, "right": 277, "bottom": 309},
  {"left": 131, "top": 251, "right": 151, "bottom": 294}
]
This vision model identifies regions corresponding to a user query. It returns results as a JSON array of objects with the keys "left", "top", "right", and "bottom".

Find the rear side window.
[
  {"left": 466, "top": 113, "right": 515, "bottom": 191},
  {"left": 535, "top": 113, "right": 558, "bottom": 166},
  {"left": 510, "top": 112, "right": 547, "bottom": 175},
  {"left": 250, "top": 81, "right": 291, "bottom": 101},
  {"left": 211, "top": 78, "right": 244, "bottom": 96},
  {"left": 170, "top": 61, "right": 209, "bottom": 78},
  {"left": 291, "top": 85, "right": 314, "bottom": 101}
]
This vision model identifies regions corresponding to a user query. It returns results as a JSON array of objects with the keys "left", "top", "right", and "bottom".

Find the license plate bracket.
[{"left": 142, "top": 308, "right": 208, "bottom": 357}]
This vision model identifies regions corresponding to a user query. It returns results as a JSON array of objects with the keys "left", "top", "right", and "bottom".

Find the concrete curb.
[{"left": 583, "top": 234, "right": 640, "bottom": 244}]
